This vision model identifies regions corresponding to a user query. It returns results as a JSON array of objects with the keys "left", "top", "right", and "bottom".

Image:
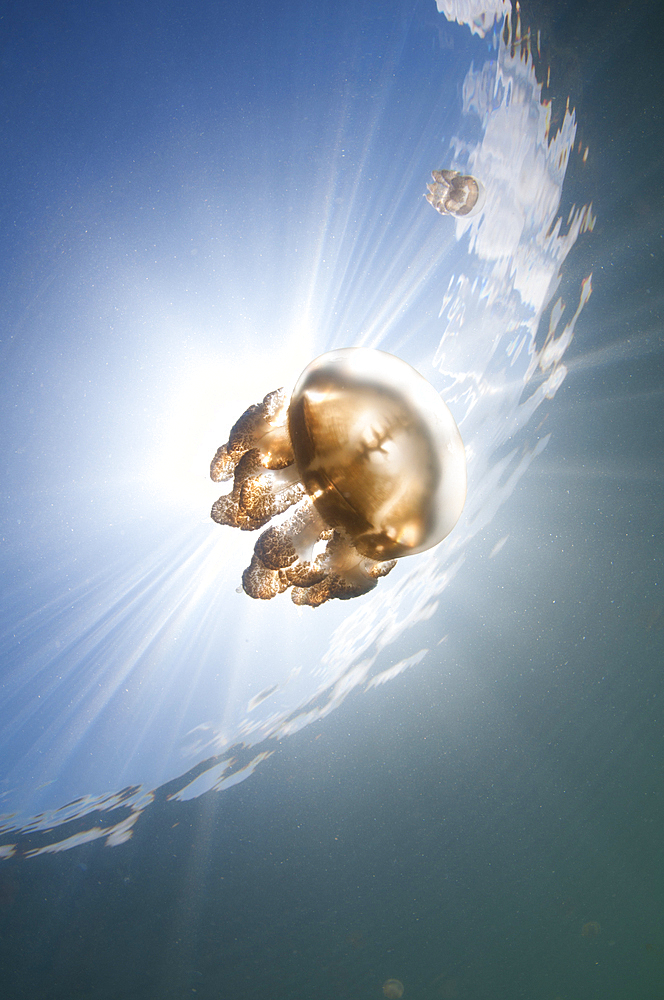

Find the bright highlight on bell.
[{"left": 210, "top": 348, "right": 467, "bottom": 606}]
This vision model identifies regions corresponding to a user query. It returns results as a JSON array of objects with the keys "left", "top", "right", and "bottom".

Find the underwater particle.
[
  {"left": 581, "top": 921, "right": 601, "bottom": 937},
  {"left": 425, "top": 168, "right": 483, "bottom": 217},
  {"left": 210, "top": 348, "right": 466, "bottom": 606},
  {"left": 383, "top": 980, "right": 405, "bottom": 999}
]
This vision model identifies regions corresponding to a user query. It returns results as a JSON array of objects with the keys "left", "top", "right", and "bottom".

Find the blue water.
[{"left": 1, "top": 0, "right": 663, "bottom": 997}]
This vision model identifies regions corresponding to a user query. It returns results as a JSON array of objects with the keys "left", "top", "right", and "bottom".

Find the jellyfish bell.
[
  {"left": 210, "top": 348, "right": 466, "bottom": 606},
  {"left": 425, "top": 168, "right": 485, "bottom": 218},
  {"left": 289, "top": 349, "right": 466, "bottom": 560},
  {"left": 382, "top": 979, "right": 405, "bottom": 999}
]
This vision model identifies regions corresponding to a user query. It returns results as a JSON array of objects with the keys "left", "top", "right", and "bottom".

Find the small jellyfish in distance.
[
  {"left": 383, "top": 980, "right": 405, "bottom": 999},
  {"left": 425, "top": 168, "right": 483, "bottom": 217},
  {"left": 210, "top": 348, "right": 466, "bottom": 607}
]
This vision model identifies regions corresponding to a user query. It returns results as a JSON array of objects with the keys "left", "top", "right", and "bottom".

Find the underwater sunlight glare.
[{"left": 0, "top": 0, "right": 593, "bottom": 857}]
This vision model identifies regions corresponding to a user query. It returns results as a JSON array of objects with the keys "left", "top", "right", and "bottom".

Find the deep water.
[{"left": 1, "top": 617, "right": 663, "bottom": 1000}]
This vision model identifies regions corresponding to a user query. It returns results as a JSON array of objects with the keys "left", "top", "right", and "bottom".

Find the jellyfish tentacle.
[
  {"left": 254, "top": 524, "right": 299, "bottom": 571},
  {"left": 291, "top": 571, "right": 375, "bottom": 607},
  {"left": 367, "top": 558, "right": 397, "bottom": 579},
  {"left": 242, "top": 552, "right": 290, "bottom": 600},
  {"left": 322, "top": 531, "right": 397, "bottom": 592},
  {"left": 241, "top": 527, "right": 327, "bottom": 602},
  {"left": 209, "top": 443, "right": 235, "bottom": 483},
  {"left": 212, "top": 449, "right": 264, "bottom": 527},
  {"left": 244, "top": 518, "right": 396, "bottom": 607},
  {"left": 254, "top": 501, "right": 326, "bottom": 568},
  {"left": 237, "top": 460, "right": 305, "bottom": 529},
  {"left": 245, "top": 502, "right": 329, "bottom": 599},
  {"left": 285, "top": 560, "right": 327, "bottom": 590},
  {"left": 210, "top": 388, "right": 292, "bottom": 483},
  {"left": 290, "top": 531, "right": 397, "bottom": 607},
  {"left": 211, "top": 449, "right": 305, "bottom": 531},
  {"left": 211, "top": 387, "right": 304, "bottom": 529}
]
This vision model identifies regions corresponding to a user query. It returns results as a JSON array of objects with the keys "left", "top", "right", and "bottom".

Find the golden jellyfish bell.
[
  {"left": 288, "top": 349, "right": 466, "bottom": 561},
  {"left": 382, "top": 979, "right": 405, "bottom": 999},
  {"left": 210, "top": 348, "right": 466, "bottom": 606}
]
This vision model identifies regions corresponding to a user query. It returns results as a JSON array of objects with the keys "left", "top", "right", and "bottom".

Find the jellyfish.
[
  {"left": 425, "top": 168, "right": 483, "bottom": 217},
  {"left": 210, "top": 348, "right": 466, "bottom": 607},
  {"left": 383, "top": 980, "right": 405, "bottom": 999}
]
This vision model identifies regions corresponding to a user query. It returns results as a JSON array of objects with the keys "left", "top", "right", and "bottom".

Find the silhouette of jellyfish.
[
  {"left": 425, "top": 168, "right": 483, "bottom": 217},
  {"left": 383, "top": 980, "right": 405, "bottom": 999},
  {"left": 210, "top": 348, "right": 466, "bottom": 606}
]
